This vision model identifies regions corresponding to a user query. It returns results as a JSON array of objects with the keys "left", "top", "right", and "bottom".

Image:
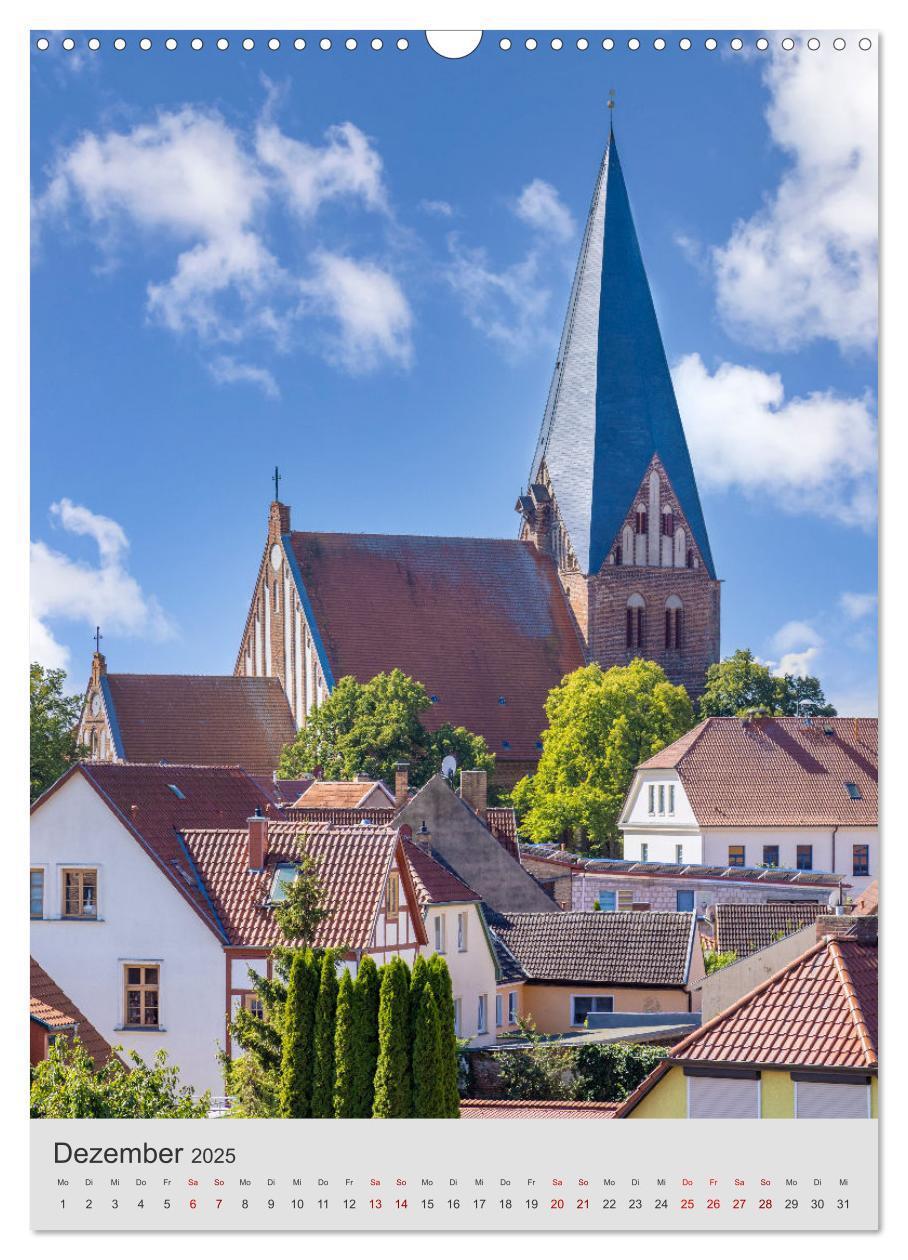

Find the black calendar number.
[
  {"left": 499, "top": 1198, "right": 512, "bottom": 1209},
  {"left": 291, "top": 1199, "right": 305, "bottom": 1210},
  {"left": 811, "top": 1199, "right": 825, "bottom": 1209},
  {"left": 629, "top": 1198, "right": 643, "bottom": 1209},
  {"left": 786, "top": 1199, "right": 799, "bottom": 1209},
  {"left": 163, "top": 1199, "right": 171, "bottom": 1210},
  {"left": 191, "top": 1147, "right": 236, "bottom": 1164},
  {"left": 84, "top": 1199, "right": 92, "bottom": 1209},
  {"left": 655, "top": 1199, "right": 668, "bottom": 1209},
  {"left": 837, "top": 1199, "right": 850, "bottom": 1209},
  {"left": 420, "top": 1199, "right": 433, "bottom": 1209},
  {"left": 602, "top": 1199, "right": 616, "bottom": 1209},
  {"left": 526, "top": 1198, "right": 539, "bottom": 1209}
]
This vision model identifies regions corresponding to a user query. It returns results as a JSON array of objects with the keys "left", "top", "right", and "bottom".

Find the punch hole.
[
  {"left": 243, "top": 38, "right": 255, "bottom": 50},
  {"left": 217, "top": 38, "right": 229, "bottom": 51},
  {"left": 782, "top": 37, "right": 795, "bottom": 50},
  {"left": 269, "top": 38, "right": 281, "bottom": 51},
  {"left": 499, "top": 38, "right": 511, "bottom": 50},
  {"left": 705, "top": 38, "right": 717, "bottom": 50},
  {"left": 114, "top": 38, "right": 126, "bottom": 51},
  {"left": 191, "top": 38, "right": 203, "bottom": 50},
  {"left": 294, "top": 38, "right": 306, "bottom": 50},
  {"left": 140, "top": 38, "right": 152, "bottom": 51},
  {"left": 834, "top": 38, "right": 846, "bottom": 50},
  {"left": 165, "top": 38, "right": 177, "bottom": 50},
  {"left": 346, "top": 38, "right": 357, "bottom": 50},
  {"left": 88, "top": 37, "right": 100, "bottom": 51},
  {"left": 807, "top": 38, "right": 820, "bottom": 50},
  {"left": 756, "top": 37, "right": 769, "bottom": 51},
  {"left": 36, "top": 37, "right": 49, "bottom": 50},
  {"left": 62, "top": 37, "right": 75, "bottom": 51},
  {"left": 576, "top": 38, "right": 589, "bottom": 50},
  {"left": 551, "top": 38, "right": 563, "bottom": 51},
  {"left": 320, "top": 38, "right": 331, "bottom": 50},
  {"left": 525, "top": 38, "right": 537, "bottom": 50},
  {"left": 679, "top": 38, "right": 692, "bottom": 51},
  {"left": 859, "top": 38, "right": 872, "bottom": 50},
  {"left": 628, "top": 38, "right": 640, "bottom": 51},
  {"left": 731, "top": 38, "right": 743, "bottom": 51},
  {"left": 397, "top": 38, "right": 409, "bottom": 50},
  {"left": 371, "top": 38, "right": 383, "bottom": 50},
  {"left": 653, "top": 38, "right": 666, "bottom": 51},
  {"left": 603, "top": 38, "right": 614, "bottom": 51}
]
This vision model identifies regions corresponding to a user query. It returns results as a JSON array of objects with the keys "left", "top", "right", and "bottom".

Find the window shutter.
[
  {"left": 687, "top": 1075, "right": 760, "bottom": 1119},
  {"left": 795, "top": 1082, "right": 869, "bottom": 1119}
]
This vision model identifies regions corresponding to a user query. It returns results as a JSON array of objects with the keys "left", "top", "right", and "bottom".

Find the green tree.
[
  {"left": 408, "top": 954, "right": 432, "bottom": 1048},
  {"left": 571, "top": 1043, "right": 667, "bottom": 1102},
  {"left": 272, "top": 852, "right": 332, "bottom": 946},
  {"left": 278, "top": 949, "right": 319, "bottom": 1117},
  {"left": 427, "top": 954, "right": 460, "bottom": 1116},
  {"left": 31, "top": 1038, "right": 208, "bottom": 1118},
  {"left": 332, "top": 971, "right": 357, "bottom": 1118},
  {"left": 278, "top": 668, "right": 494, "bottom": 791},
  {"left": 496, "top": 1017, "right": 574, "bottom": 1102},
  {"left": 513, "top": 660, "right": 694, "bottom": 853},
  {"left": 699, "top": 648, "right": 836, "bottom": 719},
  {"left": 311, "top": 950, "right": 339, "bottom": 1117},
  {"left": 703, "top": 948, "right": 738, "bottom": 974},
  {"left": 30, "top": 663, "right": 85, "bottom": 802},
  {"left": 372, "top": 957, "right": 412, "bottom": 1117},
  {"left": 350, "top": 954, "right": 381, "bottom": 1117},
  {"left": 412, "top": 986, "right": 445, "bottom": 1117}
]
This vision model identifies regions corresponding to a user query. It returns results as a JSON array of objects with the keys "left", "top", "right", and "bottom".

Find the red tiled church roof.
[
  {"left": 288, "top": 532, "right": 585, "bottom": 763},
  {"left": 105, "top": 674, "right": 296, "bottom": 776},
  {"left": 30, "top": 957, "right": 116, "bottom": 1068},
  {"left": 639, "top": 716, "right": 877, "bottom": 826}
]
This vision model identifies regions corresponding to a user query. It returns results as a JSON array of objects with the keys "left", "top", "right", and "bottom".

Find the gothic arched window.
[
  {"left": 665, "top": 595, "right": 683, "bottom": 650},
  {"left": 634, "top": 504, "right": 647, "bottom": 535},
  {"left": 626, "top": 594, "right": 646, "bottom": 650}
]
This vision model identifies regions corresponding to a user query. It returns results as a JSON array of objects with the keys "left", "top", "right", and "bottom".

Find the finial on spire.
[
  {"left": 273, "top": 465, "right": 281, "bottom": 502},
  {"left": 94, "top": 626, "right": 103, "bottom": 654},
  {"left": 607, "top": 87, "right": 616, "bottom": 133}
]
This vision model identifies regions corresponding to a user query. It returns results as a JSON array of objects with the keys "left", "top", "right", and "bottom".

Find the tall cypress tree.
[
  {"left": 372, "top": 957, "right": 412, "bottom": 1118},
  {"left": 352, "top": 954, "right": 381, "bottom": 1118},
  {"left": 412, "top": 985, "right": 445, "bottom": 1117},
  {"left": 428, "top": 954, "right": 460, "bottom": 1117},
  {"left": 310, "top": 950, "right": 339, "bottom": 1117},
  {"left": 279, "top": 949, "right": 318, "bottom": 1118},
  {"left": 408, "top": 954, "right": 431, "bottom": 1050},
  {"left": 333, "top": 970, "right": 357, "bottom": 1118}
]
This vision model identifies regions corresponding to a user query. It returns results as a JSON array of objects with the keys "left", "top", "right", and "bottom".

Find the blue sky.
[{"left": 30, "top": 32, "right": 878, "bottom": 713}]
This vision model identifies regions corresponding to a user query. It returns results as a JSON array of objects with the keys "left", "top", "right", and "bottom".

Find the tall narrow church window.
[
  {"left": 686, "top": 548, "right": 695, "bottom": 569},
  {"left": 614, "top": 545, "right": 622, "bottom": 566},
  {"left": 626, "top": 595, "right": 646, "bottom": 650},
  {"left": 665, "top": 596, "right": 683, "bottom": 650},
  {"left": 635, "top": 507, "right": 647, "bottom": 535},
  {"left": 661, "top": 509, "right": 674, "bottom": 536}
]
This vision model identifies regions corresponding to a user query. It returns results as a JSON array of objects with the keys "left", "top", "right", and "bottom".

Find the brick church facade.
[{"left": 80, "top": 126, "right": 719, "bottom": 785}]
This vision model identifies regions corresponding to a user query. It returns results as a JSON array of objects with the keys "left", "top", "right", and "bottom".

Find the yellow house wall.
[
  {"left": 521, "top": 985, "right": 690, "bottom": 1035},
  {"left": 761, "top": 1070, "right": 794, "bottom": 1117},
  {"left": 625, "top": 1066, "right": 686, "bottom": 1118},
  {"left": 871, "top": 1076, "right": 878, "bottom": 1118},
  {"left": 494, "top": 983, "right": 524, "bottom": 1033}
]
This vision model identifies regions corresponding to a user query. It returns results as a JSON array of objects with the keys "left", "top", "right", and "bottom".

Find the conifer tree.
[
  {"left": 428, "top": 954, "right": 460, "bottom": 1116},
  {"left": 279, "top": 949, "right": 318, "bottom": 1118},
  {"left": 372, "top": 957, "right": 412, "bottom": 1117},
  {"left": 310, "top": 950, "right": 339, "bottom": 1117},
  {"left": 332, "top": 970, "right": 357, "bottom": 1118},
  {"left": 352, "top": 954, "right": 381, "bottom": 1117},
  {"left": 412, "top": 985, "right": 445, "bottom": 1117},
  {"left": 408, "top": 954, "right": 431, "bottom": 1048}
]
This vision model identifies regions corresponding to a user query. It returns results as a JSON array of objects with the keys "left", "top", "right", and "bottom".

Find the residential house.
[
  {"left": 520, "top": 846, "right": 844, "bottom": 915},
  {"left": 707, "top": 902, "right": 829, "bottom": 959},
  {"left": 616, "top": 918, "right": 878, "bottom": 1118},
  {"left": 487, "top": 911, "right": 704, "bottom": 1035},
  {"left": 30, "top": 957, "right": 116, "bottom": 1069},
  {"left": 30, "top": 763, "right": 426, "bottom": 1093},
  {"left": 619, "top": 716, "right": 877, "bottom": 894},
  {"left": 290, "top": 778, "right": 395, "bottom": 810}
]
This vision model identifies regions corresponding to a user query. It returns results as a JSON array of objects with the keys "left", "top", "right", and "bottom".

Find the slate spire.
[{"left": 529, "top": 129, "right": 715, "bottom": 578}]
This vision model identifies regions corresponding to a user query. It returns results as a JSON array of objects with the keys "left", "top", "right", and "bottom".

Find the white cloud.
[
  {"left": 764, "top": 621, "right": 824, "bottom": 680},
  {"left": 300, "top": 252, "right": 413, "bottom": 372},
  {"left": 31, "top": 499, "right": 175, "bottom": 670},
  {"left": 772, "top": 620, "right": 823, "bottom": 654},
  {"left": 840, "top": 591, "right": 877, "bottom": 620},
  {"left": 712, "top": 43, "right": 877, "bottom": 353},
  {"left": 208, "top": 355, "right": 280, "bottom": 399},
  {"left": 514, "top": 179, "right": 575, "bottom": 243},
  {"left": 419, "top": 198, "right": 454, "bottom": 218},
  {"left": 445, "top": 237, "right": 551, "bottom": 352},
  {"left": 256, "top": 120, "right": 387, "bottom": 218},
  {"left": 775, "top": 647, "right": 822, "bottom": 679},
  {"left": 34, "top": 107, "right": 407, "bottom": 376},
  {"left": 672, "top": 352, "right": 876, "bottom": 527}
]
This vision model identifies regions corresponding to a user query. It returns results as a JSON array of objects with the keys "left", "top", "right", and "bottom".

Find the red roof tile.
[
  {"left": 487, "top": 806, "right": 521, "bottom": 860},
  {"left": 288, "top": 532, "right": 585, "bottom": 762},
  {"left": 105, "top": 674, "right": 296, "bottom": 775},
  {"left": 459, "top": 1099, "right": 617, "bottom": 1118},
  {"left": 713, "top": 902, "right": 827, "bottom": 957},
  {"left": 297, "top": 780, "right": 394, "bottom": 808},
  {"left": 30, "top": 958, "right": 116, "bottom": 1068},
  {"left": 639, "top": 716, "right": 877, "bottom": 826},
  {"left": 402, "top": 839, "right": 480, "bottom": 909},
  {"left": 182, "top": 822, "right": 426, "bottom": 949}
]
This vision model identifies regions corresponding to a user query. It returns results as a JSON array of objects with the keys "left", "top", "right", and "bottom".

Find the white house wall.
[
  {"left": 420, "top": 903, "right": 497, "bottom": 1047},
  {"left": 30, "top": 774, "right": 226, "bottom": 1095}
]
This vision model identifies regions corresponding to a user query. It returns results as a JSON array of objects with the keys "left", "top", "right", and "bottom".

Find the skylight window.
[
  {"left": 269, "top": 863, "right": 298, "bottom": 903},
  {"left": 844, "top": 782, "right": 863, "bottom": 801},
  {"left": 167, "top": 784, "right": 185, "bottom": 800}
]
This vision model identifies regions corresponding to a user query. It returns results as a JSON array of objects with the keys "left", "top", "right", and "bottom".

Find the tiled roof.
[
  {"left": 713, "top": 903, "right": 827, "bottom": 957},
  {"left": 486, "top": 921, "right": 529, "bottom": 984},
  {"left": 296, "top": 780, "right": 394, "bottom": 808},
  {"left": 637, "top": 716, "right": 878, "bottom": 826},
  {"left": 283, "top": 805, "right": 397, "bottom": 827},
  {"left": 104, "top": 674, "right": 296, "bottom": 775},
  {"left": 491, "top": 911, "right": 695, "bottom": 986},
  {"left": 854, "top": 881, "right": 879, "bottom": 916},
  {"left": 181, "top": 822, "right": 425, "bottom": 949},
  {"left": 459, "top": 1099, "right": 617, "bottom": 1119},
  {"left": 250, "top": 777, "right": 315, "bottom": 806},
  {"left": 287, "top": 532, "right": 585, "bottom": 762},
  {"left": 402, "top": 839, "right": 480, "bottom": 909},
  {"left": 30, "top": 958, "right": 116, "bottom": 1067},
  {"left": 519, "top": 846, "right": 844, "bottom": 889},
  {"left": 487, "top": 807, "right": 520, "bottom": 860},
  {"left": 42, "top": 763, "right": 274, "bottom": 939}
]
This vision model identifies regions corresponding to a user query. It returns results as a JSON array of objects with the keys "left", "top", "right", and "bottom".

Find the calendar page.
[{"left": 28, "top": 21, "right": 879, "bottom": 1235}]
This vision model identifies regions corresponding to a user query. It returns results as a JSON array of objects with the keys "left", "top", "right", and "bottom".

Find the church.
[{"left": 79, "top": 127, "right": 720, "bottom": 787}]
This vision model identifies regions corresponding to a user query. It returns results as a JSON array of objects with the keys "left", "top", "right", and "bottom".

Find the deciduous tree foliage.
[
  {"left": 512, "top": 660, "right": 694, "bottom": 853},
  {"left": 31, "top": 1038, "right": 208, "bottom": 1118},
  {"left": 372, "top": 957, "right": 412, "bottom": 1118},
  {"left": 278, "top": 669, "right": 494, "bottom": 790},
  {"left": 412, "top": 986, "right": 445, "bottom": 1118},
  {"left": 310, "top": 950, "right": 339, "bottom": 1117},
  {"left": 699, "top": 648, "right": 836, "bottom": 718},
  {"left": 427, "top": 954, "right": 460, "bottom": 1116},
  {"left": 30, "top": 663, "right": 85, "bottom": 802},
  {"left": 278, "top": 949, "right": 318, "bottom": 1118}
]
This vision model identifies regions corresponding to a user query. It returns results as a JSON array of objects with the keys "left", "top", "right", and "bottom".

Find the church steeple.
[{"left": 527, "top": 128, "right": 715, "bottom": 580}]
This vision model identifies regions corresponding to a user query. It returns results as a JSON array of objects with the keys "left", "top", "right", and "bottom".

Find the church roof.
[
  {"left": 102, "top": 674, "right": 296, "bottom": 776},
  {"left": 285, "top": 531, "right": 585, "bottom": 764},
  {"left": 529, "top": 129, "right": 715, "bottom": 578}
]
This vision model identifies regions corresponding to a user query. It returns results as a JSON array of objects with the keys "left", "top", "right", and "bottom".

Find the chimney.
[
  {"left": 248, "top": 807, "right": 269, "bottom": 871},
  {"left": 394, "top": 762, "right": 409, "bottom": 810},
  {"left": 413, "top": 821, "right": 432, "bottom": 855},
  {"left": 460, "top": 769, "right": 488, "bottom": 821}
]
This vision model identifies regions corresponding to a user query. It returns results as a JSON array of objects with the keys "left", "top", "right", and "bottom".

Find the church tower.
[{"left": 517, "top": 126, "right": 720, "bottom": 697}]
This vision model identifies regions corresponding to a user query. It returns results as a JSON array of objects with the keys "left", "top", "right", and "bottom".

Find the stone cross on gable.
[
  {"left": 94, "top": 626, "right": 102, "bottom": 653},
  {"left": 273, "top": 465, "right": 281, "bottom": 502}
]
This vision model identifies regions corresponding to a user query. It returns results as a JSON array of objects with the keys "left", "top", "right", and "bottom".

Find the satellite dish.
[{"left": 441, "top": 755, "right": 457, "bottom": 780}]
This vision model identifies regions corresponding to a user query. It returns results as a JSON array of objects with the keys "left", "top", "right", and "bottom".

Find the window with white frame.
[
  {"left": 571, "top": 994, "right": 614, "bottom": 1026},
  {"left": 686, "top": 1072, "right": 759, "bottom": 1118},
  {"left": 495, "top": 994, "right": 503, "bottom": 1027},
  {"left": 647, "top": 784, "right": 655, "bottom": 815},
  {"left": 668, "top": 784, "right": 675, "bottom": 815},
  {"left": 453, "top": 997, "right": 462, "bottom": 1036},
  {"left": 675, "top": 843, "right": 683, "bottom": 864},
  {"left": 657, "top": 784, "right": 665, "bottom": 815},
  {"left": 30, "top": 868, "right": 44, "bottom": 919},
  {"left": 434, "top": 914, "right": 446, "bottom": 953},
  {"left": 640, "top": 843, "right": 649, "bottom": 862},
  {"left": 478, "top": 994, "right": 488, "bottom": 1033},
  {"left": 508, "top": 991, "right": 518, "bottom": 1024},
  {"left": 457, "top": 911, "right": 468, "bottom": 952}
]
